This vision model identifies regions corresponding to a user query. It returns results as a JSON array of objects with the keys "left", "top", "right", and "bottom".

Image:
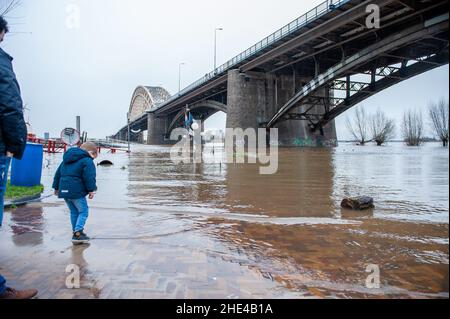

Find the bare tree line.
[
  {"left": 428, "top": 98, "right": 449, "bottom": 147},
  {"left": 372, "top": 110, "right": 396, "bottom": 146},
  {"left": 346, "top": 107, "right": 395, "bottom": 146},
  {"left": 402, "top": 109, "right": 424, "bottom": 146},
  {"left": 0, "top": 0, "right": 21, "bottom": 16},
  {"left": 346, "top": 98, "right": 449, "bottom": 147}
]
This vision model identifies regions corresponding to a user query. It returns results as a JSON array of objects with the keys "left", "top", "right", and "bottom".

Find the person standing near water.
[
  {"left": 0, "top": 15, "right": 38, "bottom": 299},
  {"left": 52, "top": 142, "right": 98, "bottom": 245}
]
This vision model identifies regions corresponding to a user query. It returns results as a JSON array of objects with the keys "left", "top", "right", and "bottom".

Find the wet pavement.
[{"left": 0, "top": 143, "right": 448, "bottom": 299}]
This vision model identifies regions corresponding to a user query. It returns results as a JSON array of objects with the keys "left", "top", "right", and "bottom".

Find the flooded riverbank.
[{"left": 0, "top": 142, "right": 448, "bottom": 298}]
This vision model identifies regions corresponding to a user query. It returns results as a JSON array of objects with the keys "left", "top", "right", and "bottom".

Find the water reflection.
[
  {"left": 126, "top": 147, "right": 336, "bottom": 219},
  {"left": 204, "top": 209, "right": 447, "bottom": 298},
  {"left": 70, "top": 244, "right": 90, "bottom": 268},
  {"left": 2, "top": 142, "right": 446, "bottom": 298},
  {"left": 10, "top": 206, "right": 44, "bottom": 247},
  {"left": 225, "top": 148, "right": 335, "bottom": 217},
  {"left": 332, "top": 143, "right": 449, "bottom": 223},
  {"left": 122, "top": 143, "right": 448, "bottom": 297}
]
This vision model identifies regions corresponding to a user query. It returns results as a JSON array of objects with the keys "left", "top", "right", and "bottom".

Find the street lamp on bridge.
[
  {"left": 214, "top": 27, "right": 223, "bottom": 72},
  {"left": 178, "top": 62, "right": 186, "bottom": 94}
]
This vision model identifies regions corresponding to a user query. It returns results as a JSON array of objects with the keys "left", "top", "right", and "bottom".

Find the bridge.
[{"left": 112, "top": 0, "right": 449, "bottom": 146}]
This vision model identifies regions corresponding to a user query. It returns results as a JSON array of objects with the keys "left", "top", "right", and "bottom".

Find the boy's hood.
[{"left": 63, "top": 147, "right": 91, "bottom": 164}]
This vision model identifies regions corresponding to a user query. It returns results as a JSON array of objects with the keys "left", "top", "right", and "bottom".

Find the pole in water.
[
  {"left": 76, "top": 116, "right": 81, "bottom": 134},
  {"left": 127, "top": 113, "right": 131, "bottom": 153}
]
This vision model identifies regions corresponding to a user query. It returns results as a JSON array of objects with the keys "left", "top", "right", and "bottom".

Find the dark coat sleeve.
[
  {"left": 82, "top": 159, "right": 97, "bottom": 193},
  {"left": 0, "top": 55, "right": 28, "bottom": 159},
  {"left": 52, "top": 163, "right": 62, "bottom": 190}
]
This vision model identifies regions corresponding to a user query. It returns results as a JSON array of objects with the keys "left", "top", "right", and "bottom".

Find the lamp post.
[
  {"left": 214, "top": 28, "right": 223, "bottom": 71},
  {"left": 178, "top": 62, "right": 185, "bottom": 93}
]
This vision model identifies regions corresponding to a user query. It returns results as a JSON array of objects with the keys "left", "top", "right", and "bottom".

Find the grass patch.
[{"left": 5, "top": 181, "right": 44, "bottom": 200}]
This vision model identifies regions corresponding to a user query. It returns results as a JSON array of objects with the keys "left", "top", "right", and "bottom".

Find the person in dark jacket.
[
  {"left": 53, "top": 142, "right": 98, "bottom": 245},
  {"left": 0, "top": 16, "right": 37, "bottom": 300},
  {"left": 0, "top": 23, "right": 27, "bottom": 160},
  {"left": 0, "top": 17, "right": 28, "bottom": 224}
]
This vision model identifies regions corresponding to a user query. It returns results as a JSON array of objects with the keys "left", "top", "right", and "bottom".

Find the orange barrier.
[
  {"left": 27, "top": 136, "right": 67, "bottom": 154},
  {"left": 27, "top": 135, "right": 129, "bottom": 154}
]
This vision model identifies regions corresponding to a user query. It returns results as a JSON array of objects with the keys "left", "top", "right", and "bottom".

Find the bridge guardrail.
[{"left": 152, "top": 0, "right": 350, "bottom": 112}]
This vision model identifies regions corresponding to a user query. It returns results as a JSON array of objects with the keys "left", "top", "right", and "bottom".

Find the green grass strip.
[{"left": 5, "top": 181, "right": 44, "bottom": 200}]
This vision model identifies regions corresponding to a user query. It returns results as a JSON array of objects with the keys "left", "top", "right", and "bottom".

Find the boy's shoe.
[
  {"left": 0, "top": 287, "right": 38, "bottom": 299},
  {"left": 72, "top": 231, "right": 90, "bottom": 245}
]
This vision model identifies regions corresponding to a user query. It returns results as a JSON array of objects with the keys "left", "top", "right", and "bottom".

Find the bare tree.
[
  {"left": 371, "top": 109, "right": 396, "bottom": 146},
  {"left": 346, "top": 106, "right": 371, "bottom": 145},
  {"left": 402, "top": 109, "right": 424, "bottom": 146},
  {"left": 428, "top": 98, "right": 449, "bottom": 147},
  {"left": 0, "top": 0, "right": 21, "bottom": 16}
]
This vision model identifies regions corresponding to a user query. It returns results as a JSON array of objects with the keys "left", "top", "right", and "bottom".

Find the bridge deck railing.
[{"left": 152, "top": 0, "right": 351, "bottom": 112}]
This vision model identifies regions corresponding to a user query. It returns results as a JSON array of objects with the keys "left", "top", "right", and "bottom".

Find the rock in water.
[{"left": 341, "top": 196, "right": 374, "bottom": 210}]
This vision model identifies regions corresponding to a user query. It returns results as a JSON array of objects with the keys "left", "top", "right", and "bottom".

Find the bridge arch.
[
  {"left": 167, "top": 100, "right": 227, "bottom": 133},
  {"left": 129, "top": 86, "right": 171, "bottom": 122}
]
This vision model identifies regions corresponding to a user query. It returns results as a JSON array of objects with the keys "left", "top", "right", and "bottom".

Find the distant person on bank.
[
  {"left": 53, "top": 142, "right": 98, "bottom": 245},
  {"left": 0, "top": 16, "right": 38, "bottom": 300}
]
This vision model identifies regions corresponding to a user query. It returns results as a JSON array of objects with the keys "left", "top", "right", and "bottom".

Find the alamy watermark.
[
  {"left": 366, "top": 4, "right": 381, "bottom": 29},
  {"left": 365, "top": 264, "right": 381, "bottom": 289},
  {"left": 170, "top": 122, "right": 279, "bottom": 175},
  {"left": 66, "top": 1, "right": 81, "bottom": 30},
  {"left": 66, "top": 264, "right": 80, "bottom": 289}
]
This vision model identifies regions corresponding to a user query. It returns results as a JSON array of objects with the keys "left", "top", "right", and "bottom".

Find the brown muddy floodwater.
[{"left": 0, "top": 142, "right": 448, "bottom": 299}]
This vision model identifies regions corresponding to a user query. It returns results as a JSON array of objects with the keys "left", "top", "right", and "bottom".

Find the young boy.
[{"left": 53, "top": 142, "right": 98, "bottom": 245}]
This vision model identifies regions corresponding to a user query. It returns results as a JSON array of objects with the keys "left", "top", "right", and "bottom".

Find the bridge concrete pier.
[
  {"left": 277, "top": 74, "right": 337, "bottom": 147},
  {"left": 226, "top": 70, "right": 264, "bottom": 134},
  {"left": 226, "top": 69, "right": 337, "bottom": 147},
  {"left": 147, "top": 113, "right": 171, "bottom": 145}
]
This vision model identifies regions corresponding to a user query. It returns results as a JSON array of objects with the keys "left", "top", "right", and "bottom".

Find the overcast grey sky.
[{"left": 1, "top": 0, "right": 449, "bottom": 140}]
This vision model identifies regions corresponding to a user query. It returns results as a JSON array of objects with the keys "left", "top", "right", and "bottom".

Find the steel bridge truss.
[
  {"left": 268, "top": 17, "right": 449, "bottom": 132},
  {"left": 279, "top": 52, "right": 448, "bottom": 132}
]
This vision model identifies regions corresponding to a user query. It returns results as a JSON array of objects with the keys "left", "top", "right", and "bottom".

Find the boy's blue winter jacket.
[{"left": 52, "top": 148, "right": 97, "bottom": 199}]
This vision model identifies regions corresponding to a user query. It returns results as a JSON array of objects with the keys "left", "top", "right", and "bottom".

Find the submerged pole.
[
  {"left": 127, "top": 113, "right": 131, "bottom": 153},
  {"left": 76, "top": 116, "right": 81, "bottom": 134}
]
